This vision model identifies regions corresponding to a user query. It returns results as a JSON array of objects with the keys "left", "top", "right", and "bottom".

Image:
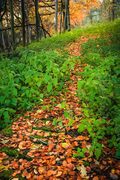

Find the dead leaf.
[
  {"left": 12, "top": 161, "right": 19, "bottom": 169},
  {"left": 75, "top": 136, "right": 85, "bottom": 141},
  {"left": 93, "top": 176, "right": 99, "bottom": 180},
  {"left": 47, "top": 170, "right": 56, "bottom": 177},
  {"left": 65, "top": 149, "right": 72, "bottom": 156},
  {"left": 61, "top": 142, "right": 69, "bottom": 149},
  {"left": 66, "top": 158, "right": 72, "bottom": 163},
  {"left": 56, "top": 171, "right": 62, "bottom": 177},
  {"left": 67, "top": 163, "right": 74, "bottom": 170},
  {"left": 62, "top": 160, "right": 67, "bottom": 167},
  {"left": 18, "top": 141, "right": 31, "bottom": 150},
  {"left": 80, "top": 165, "right": 87, "bottom": 177},
  {"left": 48, "top": 142, "right": 55, "bottom": 151},
  {"left": 73, "top": 141, "right": 79, "bottom": 146},
  {"left": 38, "top": 167, "right": 45, "bottom": 174}
]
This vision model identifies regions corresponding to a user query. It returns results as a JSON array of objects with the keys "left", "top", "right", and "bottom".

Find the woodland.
[{"left": 0, "top": 0, "right": 120, "bottom": 179}]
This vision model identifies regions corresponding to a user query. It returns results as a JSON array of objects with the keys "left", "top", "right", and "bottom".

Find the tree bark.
[
  {"left": 55, "top": 0, "right": 58, "bottom": 32},
  {"left": 64, "top": 0, "right": 70, "bottom": 31},
  {"left": 35, "top": 0, "right": 40, "bottom": 40},
  {"left": 9, "top": 0, "right": 15, "bottom": 47},
  {"left": 21, "top": 0, "right": 26, "bottom": 46}
]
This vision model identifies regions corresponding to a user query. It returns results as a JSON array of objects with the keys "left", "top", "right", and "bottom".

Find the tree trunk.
[
  {"left": 9, "top": 0, "right": 15, "bottom": 48},
  {"left": 35, "top": 0, "right": 40, "bottom": 40},
  {"left": 60, "top": 0, "right": 63, "bottom": 33},
  {"left": 64, "top": 0, "right": 70, "bottom": 31},
  {"left": 55, "top": 0, "right": 58, "bottom": 32},
  {"left": 21, "top": 0, "right": 26, "bottom": 46}
]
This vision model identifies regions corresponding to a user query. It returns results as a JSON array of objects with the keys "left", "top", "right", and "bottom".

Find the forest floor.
[{"left": 0, "top": 35, "right": 120, "bottom": 180}]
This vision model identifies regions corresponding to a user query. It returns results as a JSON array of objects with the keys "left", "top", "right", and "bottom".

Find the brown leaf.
[
  {"left": 48, "top": 142, "right": 55, "bottom": 151},
  {"left": 66, "top": 158, "right": 72, "bottom": 164},
  {"left": 77, "top": 174, "right": 82, "bottom": 180},
  {"left": 51, "top": 159, "right": 56, "bottom": 165},
  {"left": 35, "top": 175, "right": 44, "bottom": 180},
  {"left": 22, "top": 170, "right": 29, "bottom": 177},
  {"left": 47, "top": 170, "right": 56, "bottom": 177},
  {"left": 81, "top": 141, "right": 87, "bottom": 148},
  {"left": 12, "top": 161, "right": 19, "bottom": 169},
  {"left": 18, "top": 141, "right": 31, "bottom": 150},
  {"left": 75, "top": 136, "right": 85, "bottom": 141},
  {"left": 73, "top": 141, "right": 79, "bottom": 146},
  {"left": 62, "top": 160, "right": 67, "bottom": 167},
  {"left": 56, "top": 171, "right": 63, "bottom": 177},
  {"left": 38, "top": 167, "right": 45, "bottom": 174},
  {"left": 93, "top": 176, "right": 99, "bottom": 180},
  {"left": 67, "top": 163, "right": 74, "bottom": 170},
  {"left": 65, "top": 149, "right": 72, "bottom": 156}
]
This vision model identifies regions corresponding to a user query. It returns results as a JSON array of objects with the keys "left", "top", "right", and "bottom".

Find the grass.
[{"left": 16, "top": 19, "right": 120, "bottom": 52}]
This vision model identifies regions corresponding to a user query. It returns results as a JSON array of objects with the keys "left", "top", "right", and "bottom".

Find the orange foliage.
[{"left": 70, "top": 0, "right": 101, "bottom": 26}]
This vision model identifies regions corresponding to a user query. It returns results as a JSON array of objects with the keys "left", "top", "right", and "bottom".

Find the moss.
[
  {"left": 0, "top": 147, "right": 19, "bottom": 157},
  {"left": 0, "top": 170, "right": 13, "bottom": 180},
  {"left": 1, "top": 126, "right": 13, "bottom": 137},
  {"left": 0, "top": 170, "right": 26, "bottom": 180},
  {"left": 33, "top": 126, "right": 60, "bottom": 132},
  {"left": 0, "top": 147, "right": 32, "bottom": 161}
]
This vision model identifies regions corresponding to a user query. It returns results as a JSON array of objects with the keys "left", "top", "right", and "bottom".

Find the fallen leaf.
[
  {"left": 73, "top": 141, "right": 79, "bottom": 146},
  {"left": 48, "top": 142, "right": 55, "bottom": 151},
  {"left": 67, "top": 163, "right": 74, "bottom": 170},
  {"left": 38, "top": 167, "right": 45, "bottom": 174},
  {"left": 47, "top": 170, "right": 56, "bottom": 177},
  {"left": 75, "top": 136, "right": 85, "bottom": 141},
  {"left": 12, "top": 161, "right": 19, "bottom": 169},
  {"left": 65, "top": 149, "right": 72, "bottom": 156},
  {"left": 18, "top": 141, "right": 31, "bottom": 150},
  {"left": 66, "top": 158, "right": 72, "bottom": 163},
  {"left": 62, "top": 160, "right": 67, "bottom": 167},
  {"left": 80, "top": 165, "right": 87, "bottom": 177},
  {"left": 61, "top": 142, "right": 69, "bottom": 149},
  {"left": 93, "top": 176, "right": 99, "bottom": 180},
  {"left": 56, "top": 171, "right": 62, "bottom": 177}
]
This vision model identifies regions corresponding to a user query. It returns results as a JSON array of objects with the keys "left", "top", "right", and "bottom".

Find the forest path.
[{"left": 0, "top": 35, "right": 120, "bottom": 180}]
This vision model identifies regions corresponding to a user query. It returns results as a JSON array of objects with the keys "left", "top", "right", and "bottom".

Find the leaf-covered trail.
[
  {"left": 0, "top": 63, "right": 88, "bottom": 179},
  {"left": 0, "top": 36, "right": 120, "bottom": 180}
]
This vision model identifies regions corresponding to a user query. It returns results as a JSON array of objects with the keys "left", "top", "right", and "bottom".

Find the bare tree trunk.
[
  {"left": 55, "top": 0, "right": 58, "bottom": 32},
  {"left": 9, "top": 0, "right": 15, "bottom": 48},
  {"left": 35, "top": 0, "right": 40, "bottom": 40},
  {"left": 64, "top": 0, "right": 70, "bottom": 31},
  {"left": 62, "top": 0, "right": 65, "bottom": 31},
  {"left": 0, "top": 22, "right": 6, "bottom": 49},
  {"left": 67, "top": 0, "right": 70, "bottom": 31},
  {"left": 60, "top": 0, "right": 63, "bottom": 33},
  {"left": 21, "top": 0, "right": 26, "bottom": 46}
]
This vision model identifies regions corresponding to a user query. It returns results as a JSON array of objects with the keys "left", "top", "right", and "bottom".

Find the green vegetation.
[
  {"left": 0, "top": 19, "right": 120, "bottom": 162},
  {"left": 77, "top": 21, "right": 120, "bottom": 159},
  {"left": 0, "top": 147, "right": 32, "bottom": 161},
  {"left": 0, "top": 50, "right": 75, "bottom": 129},
  {"left": 1, "top": 126, "right": 13, "bottom": 136}
]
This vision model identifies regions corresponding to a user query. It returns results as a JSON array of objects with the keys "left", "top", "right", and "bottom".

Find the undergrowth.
[
  {"left": 77, "top": 26, "right": 120, "bottom": 159},
  {"left": 0, "top": 19, "right": 120, "bottom": 162},
  {"left": 0, "top": 50, "right": 75, "bottom": 129}
]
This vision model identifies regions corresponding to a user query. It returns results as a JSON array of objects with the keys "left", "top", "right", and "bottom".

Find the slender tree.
[
  {"left": 64, "top": 0, "right": 70, "bottom": 31},
  {"left": 55, "top": 0, "right": 58, "bottom": 32},
  {"left": 35, "top": 0, "right": 40, "bottom": 40},
  {"left": 0, "top": 0, "right": 7, "bottom": 49},
  {"left": 9, "top": 0, "right": 15, "bottom": 47},
  {"left": 21, "top": 0, "right": 26, "bottom": 46}
]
